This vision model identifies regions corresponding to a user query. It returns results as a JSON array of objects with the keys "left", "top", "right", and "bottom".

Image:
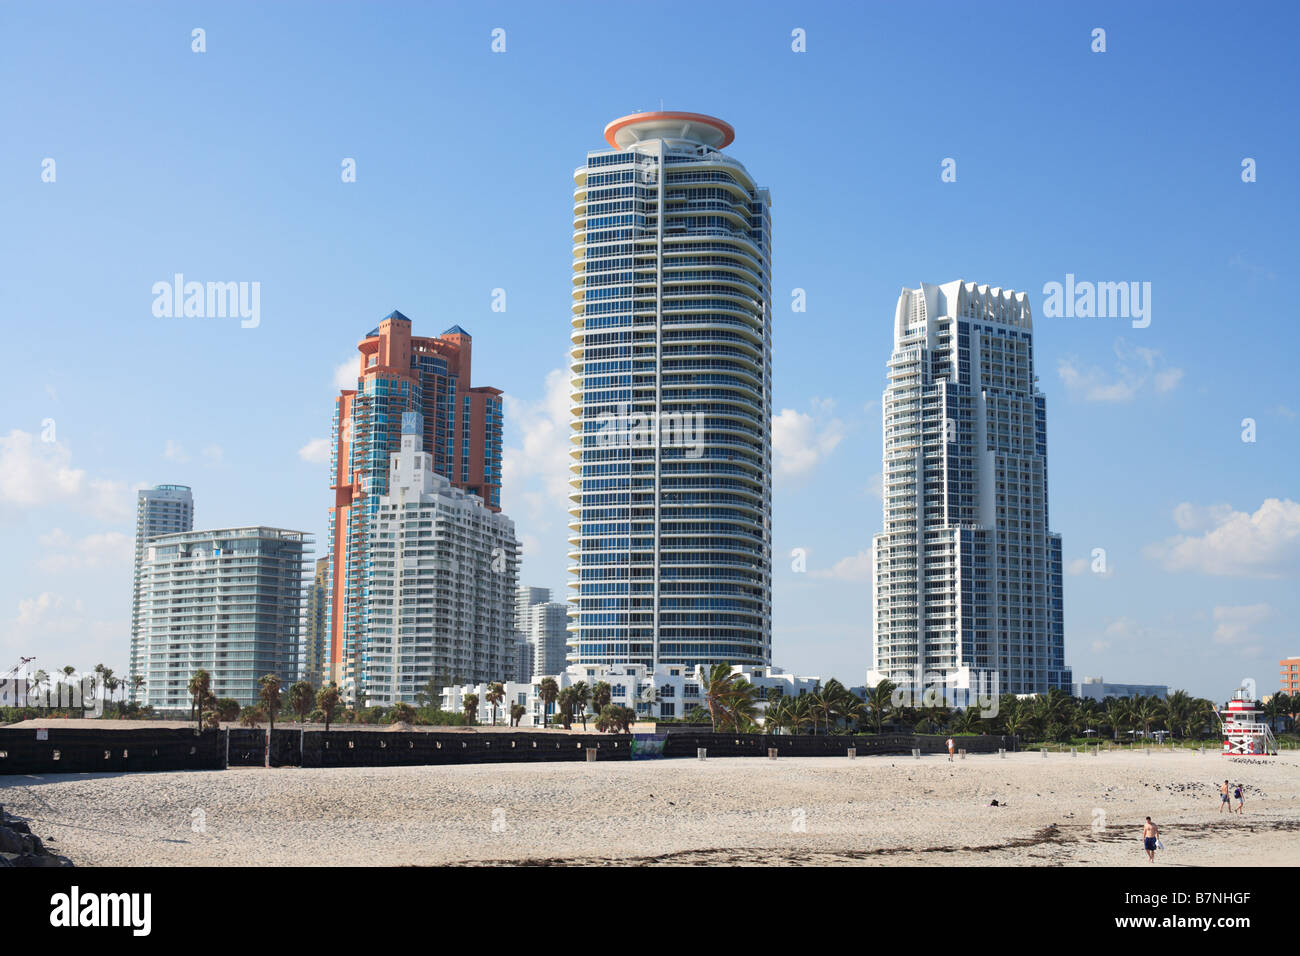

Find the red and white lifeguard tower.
[{"left": 1217, "top": 687, "right": 1277, "bottom": 756}]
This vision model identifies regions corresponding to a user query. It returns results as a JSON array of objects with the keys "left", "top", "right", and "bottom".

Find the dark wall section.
[{"left": 0, "top": 727, "right": 1015, "bottom": 775}]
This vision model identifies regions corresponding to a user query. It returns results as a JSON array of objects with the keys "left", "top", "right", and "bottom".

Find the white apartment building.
[
  {"left": 1073, "top": 677, "right": 1168, "bottom": 701},
  {"left": 136, "top": 526, "right": 309, "bottom": 709},
  {"left": 363, "top": 412, "right": 519, "bottom": 706},
  {"left": 871, "top": 280, "right": 1070, "bottom": 696},
  {"left": 444, "top": 663, "right": 818, "bottom": 728},
  {"left": 129, "top": 484, "right": 193, "bottom": 695}
]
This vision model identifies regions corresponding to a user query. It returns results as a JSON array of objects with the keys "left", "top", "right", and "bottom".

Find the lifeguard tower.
[{"left": 1217, "top": 687, "right": 1277, "bottom": 756}]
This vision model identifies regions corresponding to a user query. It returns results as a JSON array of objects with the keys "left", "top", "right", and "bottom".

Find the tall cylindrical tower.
[{"left": 568, "top": 111, "right": 772, "bottom": 670}]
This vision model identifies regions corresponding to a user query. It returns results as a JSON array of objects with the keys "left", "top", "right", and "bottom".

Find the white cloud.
[
  {"left": 502, "top": 368, "right": 572, "bottom": 523},
  {"left": 810, "top": 550, "right": 873, "bottom": 581},
  {"left": 298, "top": 438, "right": 331, "bottom": 464},
  {"left": 1146, "top": 498, "right": 1300, "bottom": 578},
  {"left": 772, "top": 398, "right": 844, "bottom": 484},
  {"left": 0, "top": 430, "right": 129, "bottom": 522},
  {"left": 1057, "top": 338, "right": 1184, "bottom": 403},
  {"left": 1277, "top": 404, "right": 1296, "bottom": 421},
  {"left": 201, "top": 444, "right": 224, "bottom": 466},
  {"left": 36, "top": 530, "right": 132, "bottom": 573},
  {"left": 1212, "top": 604, "right": 1272, "bottom": 648},
  {"left": 334, "top": 358, "right": 358, "bottom": 389},
  {"left": 865, "top": 472, "right": 882, "bottom": 500},
  {"left": 3, "top": 591, "right": 123, "bottom": 666},
  {"left": 163, "top": 440, "right": 188, "bottom": 463}
]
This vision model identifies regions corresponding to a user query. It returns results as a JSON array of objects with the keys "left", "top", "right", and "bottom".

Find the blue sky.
[{"left": 2, "top": 1, "right": 1296, "bottom": 700}]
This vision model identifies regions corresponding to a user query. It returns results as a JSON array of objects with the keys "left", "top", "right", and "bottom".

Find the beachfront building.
[
  {"left": 1072, "top": 677, "right": 1168, "bottom": 701},
  {"left": 361, "top": 412, "right": 519, "bottom": 707},
  {"left": 327, "top": 313, "right": 504, "bottom": 699},
  {"left": 129, "top": 484, "right": 194, "bottom": 697},
  {"left": 512, "top": 638, "right": 534, "bottom": 684},
  {"left": 1279, "top": 656, "right": 1300, "bottom": 694},
  {"left": 444, "top": 663, "right": 817, "bottom": 728},
  {"left": 135, "top": 526, "right": 310, "bottom": 710},
  {"left": 515, "top": 586, "right": 569, "bottom": 678},
  {"left": 568, "top": 111, "right": 773, "bottom": 673},
  {"left": 302, "top": 556, "right": 329, "bottom": 686},
  {"left": 870, "top": 281, "right": 1071, "bottom": 697}
]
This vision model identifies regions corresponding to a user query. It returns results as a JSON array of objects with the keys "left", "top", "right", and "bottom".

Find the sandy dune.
[{"left": 2, "top": 749, "right": 1296, "bottom": 866}]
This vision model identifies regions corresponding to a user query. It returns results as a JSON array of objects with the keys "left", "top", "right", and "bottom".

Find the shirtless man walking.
[
  {"left": 1142, "top": 817, "right": 1160, "bottom": 863},
  {"left": 1220, "top": 780, "right": 1231, "bottom": 813}
]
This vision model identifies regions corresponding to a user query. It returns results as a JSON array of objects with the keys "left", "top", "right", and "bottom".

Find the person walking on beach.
[
  {"left": 946, "top": 737, "right": 955, "bottom": 761},
  {"left": 1234, "top": 782, "right": 1245, "bottom": 814},
  {"left": 1142, "top": 817, "right": 1160, "bottom": 863},
  {"left": 1219, "top": 780, "right": 1231, "bottom": 813}
]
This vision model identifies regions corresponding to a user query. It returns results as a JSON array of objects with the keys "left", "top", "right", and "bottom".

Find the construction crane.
[{"left": 2, "top": 656, "right": 35, "bottom": 706}]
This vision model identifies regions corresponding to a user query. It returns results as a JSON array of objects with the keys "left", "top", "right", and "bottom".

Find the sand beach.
[{"left": 2, "top": 749, "right": 1296, "bottom": 866}]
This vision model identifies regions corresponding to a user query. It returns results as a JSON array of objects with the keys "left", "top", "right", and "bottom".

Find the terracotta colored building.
[
  {"left": 326, "top": 312, "right": 503, "bottom": 698},
  {"left": 1280, "top": 656, "right": 1300, "bottom": 694}
]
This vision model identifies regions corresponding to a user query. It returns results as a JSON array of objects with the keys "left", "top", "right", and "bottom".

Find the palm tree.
[
  {"left": 764, "top": 696, "right": 790, "bottom": 735},
  {"left": 316, "top": 682, "right": 341, "bottom": 732},
  {"left": 259, "top": 675, "right": 283, "bottom": 765},
  {"left": 788, "top": 695, "right": 813, "bottom": 735},
  {"left": 571, "top": 681, "right": 592, "bottom": 730},
  {"left": 1003, "top": 709, "right": 1030, "bottom": 742},
  {"left": 954, "top": 706, "right": 984, "bottom": 735},
  {"left": 591, "top": 681, "right": 612, "bottom": 714},
  {"left": 463, "top": 693, "right": 479, "bottom": 723},
  {"left": 538, "top": 678, "right": 558, "bottom": 728},
  {"left": 188, "top": 669, "right": 212, "bottom": 735},
  {"left": 725, "top": 680, "right": 759, "bottom": 732},
  {"left": 558, "top": 687, "right": 579, "bottom": 729},
  {"left": 1165, "top": 689, "right": 1193, "bottom": 740},
  {"left": 104, "top": 675, "right": 120, "bottom": 716},
  {"left": 485, "top": 681, "right": 505, "bottom": 726},
  {"left": 697, "top": 663, "right": 740, "bottom": 732},
  {"left": 510, "top": 703, "right": 526, "bottom": 727},
  {"left": 839, "top": 690, "right": 866, "bottom": 733},
  {"left": 130, "top": 674, "right": 146, "bottom": 706},
  {"left": 865, "top": 680, "right": 895, "bottom": 734},
  {"left": 289, "top": 681, "right": 315, "bottom": 724},
  {"left": 1135, "top": 695, "right": 1161, "bottom": 739},
  {"left": 239, "top": 706, "right": 262, "bottom": 728}
]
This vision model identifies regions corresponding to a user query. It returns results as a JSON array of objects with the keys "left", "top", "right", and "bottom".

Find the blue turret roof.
[{"left": 443, "top": 324, "right": 470, "bottom": 337}]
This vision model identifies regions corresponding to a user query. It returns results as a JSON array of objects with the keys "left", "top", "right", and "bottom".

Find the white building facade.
[
  {"left": 444, "top": 663, "right": 818, "bottom": 728},
  {"left": 871, "top": 281, "right": 1070, "bottom": 696},
  {"left": 135, "top": 526, "right": 309, "bottom": 709},
  {"left": 363, "top": 413, "right": 519, "bottom": 706},
  {"left": 1073, "top": 677, "right": 1168, "bottom": 701},
  {"left": 129, "top": 484, "right": 193, "bottom": 694}
]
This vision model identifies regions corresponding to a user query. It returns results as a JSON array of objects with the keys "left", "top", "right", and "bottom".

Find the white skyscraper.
[
  {"left": 871, "top": 281, "right": 1069, "bottom": 696},
  {"left": 136, "top": 526, "right": 308, "bottom": 709},
  {"left": 569, "top": 111, "right": 773, "bottom": 671},
  {"left": 514, "top": 586, "right": 569, "bottom": 679},
  {"left": 364, "top": 412, "right": 519, "bottom": 705},
  {"left": 129, "top": 484, "right": 193, "bottom": 698}
]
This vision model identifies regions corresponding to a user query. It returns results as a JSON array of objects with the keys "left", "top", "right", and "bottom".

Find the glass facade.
[{"left": 568, "top": 114, "right": 773, "bottom": 670}]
